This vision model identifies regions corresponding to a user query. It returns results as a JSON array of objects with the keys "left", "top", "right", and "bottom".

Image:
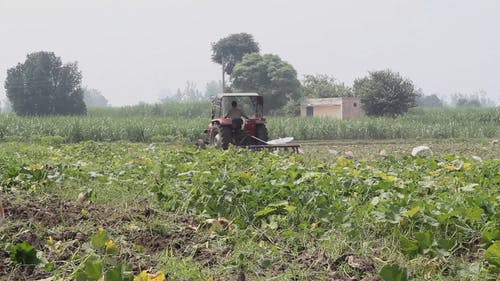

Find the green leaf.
[
  {"left": 399, "top": 236, "right": 418, "bottom": 257},
  {"left": 435, "top": 238, "right": 455, "bottom": 256},
  {"left": 407, "top": 206, "right": 420, "bottom": 218},
  {"left": 74, "top": 256, "right": 103, "bottom": 281},
  {"left": 437, "top": 238, "right": 455, "bottom": 251},
  {"left": 485, "top": 241, "right": 500, "bottom": 267},
  {"left": 91, "top": 228, "right": 109, "bottom": 249},
  {"left": 483, "top": 228, "right": 500, "bottom": 244},
  {"left": 284, "top": 205, "right": 297, "bottom": 213},
  {"left": 9, "top": 241, "right": 40, "bottom": 265},
  {"left": 415, "top": 231, "right": 434, "bottom": 252},
  {"left": 268, "top": 200, "right": 290, "bottom": 208},
  {"left": 44, "top": 262, "right": 56, "bottom": 272},
  {"left": 464, "top": 207, "right": 484, "bottom": 222},
  {"left": 255, "top": 207, "right": 276, "bottom": 218},
  {"left": 386, "top": 207, "right": 403, "bottom": 224},
  {"left": 379, "top": 264, "right": 408, "bottom": 281},
  {"left": 105, "top": 263, "right": 134, "bottom": 281}
]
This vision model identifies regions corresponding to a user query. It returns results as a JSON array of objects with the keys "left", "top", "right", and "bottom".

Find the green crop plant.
[
  {"left": 0, "top": 106, "right": 498, "bottom": 142},
  {"left": 0, "top": 141, "right": 498, "bottom": 280}
]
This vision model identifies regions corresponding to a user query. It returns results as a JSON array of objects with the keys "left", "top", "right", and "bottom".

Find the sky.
[{"left": 1, "top": 0, "right": 499, "bottom": 106}]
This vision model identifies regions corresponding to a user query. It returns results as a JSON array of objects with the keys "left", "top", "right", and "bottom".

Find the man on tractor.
[
  {"left": 205, "top": 93, "right": 299, "bottom": 152},
  {"left": 225, "top": 101, "right": 249, "bottom": 133}
]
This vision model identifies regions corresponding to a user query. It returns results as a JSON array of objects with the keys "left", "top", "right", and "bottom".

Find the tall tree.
[
  {"left": 4, "top": 51, "right": 86, "bottom": 116},
  {"left": 353, "top": 70, "right": 418, "bottom": 117},
  {"left": 417, "top": 94, "right": 444, "bottom": 107},
  {"left": 161, "top": 82, "right": 204, "bottom": 102},
  {"left": 83, "top": 87, "right": 109, "bottom": 108},
  {"left": 211, "top": 33, "right": 260, "bottom": 78},
  {"left": 302, "top": 74, "right": 352, "bottom": 98},
  {"left": 204, "top": 81, "right": 222, "bottom": 99},
  {"left": 232, "top": 53, "right": 301, "bottom": 114},
  {"left": 451, "top": 90, "right": 495, "bottom": 107}
]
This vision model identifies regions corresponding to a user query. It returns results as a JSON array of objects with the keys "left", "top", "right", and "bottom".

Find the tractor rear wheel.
[
  {"left": 220, "top": 126, "right": 231, "bottom": 149},
  {"left": 211, "top": 125, "right": 231, "bottom": 150},
  {"left": 256, "top": 125, "right": 269, "bottom": 142}
]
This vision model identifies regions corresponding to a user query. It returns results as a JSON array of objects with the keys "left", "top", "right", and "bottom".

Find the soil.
[
  {"left": 0, "top": 191, "right": 213, "bottom": 280},
  {"left": 0, "top": 192, "right": 383, "bottom": 280},
  {"left": 293, "top": 250, "right": 380, "bottom": 280}
]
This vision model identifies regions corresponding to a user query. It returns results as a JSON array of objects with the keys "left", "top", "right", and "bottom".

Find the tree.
[
  {"left": 232, "top": 53, "right": 301, "bottom": 114},
  {"left": 83, "top": 87, "right": 109, "bottom": 108},
  {"left": 353, "top": 70, "right": 418, "bottom": 117},
  {"left": 4, "top": 51, "right": 86, "bottom": 116},
  {"left": 451, "top": 90, "right": 495, "bottom": 107},
  {"left": 161, "top": 81, "right": 204, "bottom": 103},
  {"left": 417, "top": 94, "right": 444, "bottom": 107},
  {"left": 204, "top": 81, "right": 222, "bottom": 99},
  {"left": 211, "top": 33, "right": 260, "bottom": 77},
  {"left": 302, "top": 74, "right": 352, "bottom": 98}
]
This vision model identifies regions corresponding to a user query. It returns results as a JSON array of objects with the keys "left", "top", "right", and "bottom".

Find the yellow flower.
[
  {"left": 351, "top": 169, "right": 361, "bottom": 177},
  {"left": 30, "top": 163, "right": 44, "bottom": 170},
  {"left": 47, "top": 236, "right": 55, "bottom": 246},
  {"left": 134, "top": 270, "right": 166, "bottom": 281},
  {"left": 462, "top": 162, "right": 472, "bottom": 170},
  {"left": 429, "top": 170, "right": 440, "bottom": 177},
  {"left": 443, "top": 165, "right": 456, "bottom": 171},
  {"left": 80, "top": 209, "right": 89, "bottom": 217},
  {"left": 105, "top": 239, "right": 119, "bottom": 255},
  {"left": 381, "top": 174, "right": 397, "bottom": 182}
]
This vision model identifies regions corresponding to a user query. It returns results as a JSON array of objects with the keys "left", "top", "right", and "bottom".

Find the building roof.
[
  {"left": 301, "top": 97, "right": 360, "bottom": 106},
  {"left": 302, "top": 97, "right": 342, "bottom": 106}
]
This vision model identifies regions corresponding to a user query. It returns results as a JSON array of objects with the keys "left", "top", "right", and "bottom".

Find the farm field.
[
  {"left": 1, "top": 140, "right": 499, "bottom": 280},
  {"left": 0, "top": 107, "right": 499, "bottom": 143}
]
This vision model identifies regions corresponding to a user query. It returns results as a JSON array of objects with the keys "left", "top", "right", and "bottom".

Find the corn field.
[{"left": 0, "top": 106, "right": 498, "bottom": 143}]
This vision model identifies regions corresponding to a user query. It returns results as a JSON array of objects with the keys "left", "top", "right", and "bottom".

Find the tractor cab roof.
[
  {"left": 211, "top": 93, "right": 263, "bottom": 119},
  {"left": 216, "top": 93, "right": 261, "bottom": 98}
]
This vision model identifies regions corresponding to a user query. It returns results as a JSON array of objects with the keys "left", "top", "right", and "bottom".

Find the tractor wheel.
[
  {"left": 211, "top": 125, "right": 231, "bottom": 150},
  {"left": 220, "top": 126, "right": 232, "bottom": 149},
  {"left": 256, "top": 125, "right": 269, "bottom": 142}
]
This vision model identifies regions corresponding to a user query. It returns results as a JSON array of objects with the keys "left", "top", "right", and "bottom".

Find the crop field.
[
  {"left": 1, "top": 139, "right": 499, "bottom": 280},
  {"left": 0, "top": 107, "right": 499, "bottom": 143}
]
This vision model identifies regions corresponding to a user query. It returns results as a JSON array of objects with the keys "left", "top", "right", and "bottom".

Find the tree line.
[
  {"left": 210, "top": 33, "right": 418, "bottom": 116},
  {"left": 210, "top": 33, "right": 496, "bottom": 116},
  {"left": 3, "top": 34, "right": 495, "bottom": 117}
]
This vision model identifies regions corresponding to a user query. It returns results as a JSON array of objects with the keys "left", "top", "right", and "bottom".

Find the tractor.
[{"left": 205, "top": 93, "right": 300, "bottom": 152}]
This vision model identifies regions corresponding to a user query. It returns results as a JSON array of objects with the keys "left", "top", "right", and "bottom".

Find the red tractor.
[{"left": 205, "top": 93, "right": 300, "bottom": 152}]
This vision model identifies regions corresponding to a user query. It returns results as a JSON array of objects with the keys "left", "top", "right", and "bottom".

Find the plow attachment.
[
  {"left": 244, "top": 136, "right": 301, "bottom": 153},
  {"left": 244, "top": 144, "right": 301, "bottom": 153}
]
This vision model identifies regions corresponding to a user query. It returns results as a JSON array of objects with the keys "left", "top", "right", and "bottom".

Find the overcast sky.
[{"left": 1, "top": 0, "right": 499, "bottom": 106}]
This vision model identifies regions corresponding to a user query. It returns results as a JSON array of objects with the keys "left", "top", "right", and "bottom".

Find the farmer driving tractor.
[{"left": 225, "top": 101, "right": 249, "bottom": 132}]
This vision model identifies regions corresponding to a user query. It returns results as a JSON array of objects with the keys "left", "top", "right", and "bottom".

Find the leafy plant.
[
  {"left": 485, "top": 241, "right": 500, "bottom": 267},
  {"left": 74, "top": 229, "right": 164, "bottom": 281},
  {"left": 10, "top": 241, "right": 40, "bottom": 265},
  {"left": 379, "top": 264, "right": 408, "bottom": 281}
]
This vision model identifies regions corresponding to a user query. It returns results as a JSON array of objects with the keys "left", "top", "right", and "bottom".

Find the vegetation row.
[{"left": 0, "top": 107, "right": 498, "bottom": 143}]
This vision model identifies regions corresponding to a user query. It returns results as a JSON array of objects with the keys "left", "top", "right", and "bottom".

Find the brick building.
[{"left": 300, "top": 97, "right": 365, "bottom": 119}]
